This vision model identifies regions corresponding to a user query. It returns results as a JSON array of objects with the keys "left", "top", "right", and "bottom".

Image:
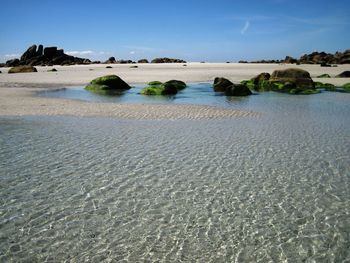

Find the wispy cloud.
[
  {"left": 66, "top": 50, "right": 94, "bottom": 56},
  {"left": 129, "top": 51, "right": 136, "bottom": 55},
  {"left": 241, "top": 21, "right": 250, "bottom": 34},
  {"left": 224, "top": 15, "right": 272, "bottom": 22},
  {"left": 5, "top": 54, "right": 20, "bottom": 58}
]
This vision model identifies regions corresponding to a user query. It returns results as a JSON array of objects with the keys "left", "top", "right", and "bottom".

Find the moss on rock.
[
  {"left": 342, "top": 83, "right": 350, "bottom": 92},
  {"left": 85, "top": 75, "right": 131, "bottom": 91},
  {"left": 140, "top": 80, "right": 186, "bottom": 95}
]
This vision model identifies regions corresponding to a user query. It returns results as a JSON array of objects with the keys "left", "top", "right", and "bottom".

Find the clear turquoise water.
[{"left": 1, "top": 88, "right": 350, "bottom": 262}]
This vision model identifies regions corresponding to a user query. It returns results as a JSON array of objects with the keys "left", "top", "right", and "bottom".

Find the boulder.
[
  {"left": 105, "top": 57, "right": 116, "bottom": 64},
  {"left": 140, "top": 80, "right": 186, "bottom": 95},
  {"left": 249, "top": 72, "right": 271, "bottom": 91},
  {"left": 269, "top": 68, "right": 315, "bottom": 90},
  {"left": 8, "top": 65, "right": 37, "bottom": 73},
  {"left": 164, "top": 80, "right": 186, "bottom": 90},
  {"left": 283, "top": 56, "right": 297, "bottom": 64},
  {"left": 47, "top": 68, "right": 57, "bottom": 72},
  {"left": 317, "top": 74, "right": 331, "bottom": 78},
  {"left": 213, "top": 77, "right": 252, "bottom": 96},
  {"left": 213, "top": 77, "right": 234, "bottom": 92},
  {"left": 336, "top": 71, "right": 350, "bottom": 78},
  {"left": 225, "top": 84, "right": 252, "bottom": 96},
  {"left": 85, "top": 75, "right": 131, "bottom": 91}
]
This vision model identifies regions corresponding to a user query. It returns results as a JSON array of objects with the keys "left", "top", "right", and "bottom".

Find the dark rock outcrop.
[
  {"left": 242, "top": 49, "right": 350, "bottom": 64},
  {"left": 213, "top": 77, "right": 234, "bottom": 92},
  {"left": 20, "top": 45, "right": 38, "bottom": 61},
  {"left": 5, "top": 59, "right": 20, "bottom": 67},
  {"left": 151, "top": 57, "right": 186, "bottom": 63},
  {"left": 5, "top": 44, "right": 91, "bottom": 67},
  {"left": 213, "top": 77, "right": 252, "bottom": 96},
  {"left": 117, "top": 59, "right": 134, "bottom": 64},
  {"left": 8, "top": 65, "right": 37, "bottom": 73},
  {"left": 336, "top": 71, "right": 350, "bottom": 78},
  {"left": 137, "top": 59, "right": 149, "bottom": 63},
  {"left": 105, "top": 57, "right": 116, "bottom": 64}
]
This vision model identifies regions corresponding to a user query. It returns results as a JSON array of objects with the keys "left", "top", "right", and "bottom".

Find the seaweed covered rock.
[
  {"left": 8, "top": 65, "right": 37, "bottom": 73},
  {"left": 213, "top": 77, "right": 252, "bottom": 96},
  {"left": 245, "top": 72, "right": 271, "bottom": 91},
  {"left": 269, "top": 68, "right": 316, "bottom": 93},
  {"left": 140, "top": 80, "right": 187, "bottom": 95},
  {"left": 85, "top": 75, "right": 131, "bottom": 91},
  {"left": 270, "top": 68, "right": 314, "bottom": 88},
  {"left": 336, "top": 71, "right": 350, "bottom": 78},
  {"left": 314, "top": 82, "right": 336, "bottom": 91}
]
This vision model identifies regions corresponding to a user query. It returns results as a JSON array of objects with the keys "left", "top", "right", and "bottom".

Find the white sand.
[
  {"left": 0, "top": 63, "right": 349, "bottom": 85},
  {"left": 0, "top": 63, "right": 349, "bottom": 119}
]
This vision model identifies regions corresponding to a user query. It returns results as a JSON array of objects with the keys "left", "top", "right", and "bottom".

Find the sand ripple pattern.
[
  {"left": 0, "top": 92, "right": 350, "bottom": 262},
  {"left": 0, "top": 87, "right": 258, "bottom": 120}
]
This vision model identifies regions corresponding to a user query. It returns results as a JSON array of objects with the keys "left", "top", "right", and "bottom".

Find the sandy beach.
[{"left": 0, "top": 63, "right": 349, "bottom": 119}]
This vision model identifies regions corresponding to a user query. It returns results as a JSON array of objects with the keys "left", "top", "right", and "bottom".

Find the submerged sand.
[{"left": 0, "top": 63, "right": 349, "bottom": 119}]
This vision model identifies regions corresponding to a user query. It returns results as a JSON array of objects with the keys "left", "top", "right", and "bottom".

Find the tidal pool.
[{"left": 1, "top": 89, "right": 349, "bottom": 262}]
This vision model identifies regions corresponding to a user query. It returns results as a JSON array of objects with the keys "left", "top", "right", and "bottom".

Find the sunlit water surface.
[{"left": 1, "top": 86, "right": 350, "bottom": 262}]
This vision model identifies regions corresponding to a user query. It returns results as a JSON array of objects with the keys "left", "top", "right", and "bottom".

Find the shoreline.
[
  {"left": 0, "top": 63, "right": 349, "bottom": 120},
  {"left": 0, "top": 84, "right": 259, "bottom": 120}
]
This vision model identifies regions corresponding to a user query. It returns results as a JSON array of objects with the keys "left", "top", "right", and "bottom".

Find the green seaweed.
[{"left": 342, "top": 83, "right": 350, "bottom": 92}]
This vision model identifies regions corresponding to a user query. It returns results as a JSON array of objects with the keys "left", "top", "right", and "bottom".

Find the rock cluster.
[
  {"left": 137, "top": 59, "right": 149, "bottom": 63},
  {"left": 151, "top": 58, "right": 187, "bottom": 63},
  {"left": 240, "top": 49, "right": 350, "bottom": 64},
  {"left": 5, "top": 44, "right": 91, "bottom": 67},
  {"left": 241, "top": 68, "right": 318, "bottom": 94}
]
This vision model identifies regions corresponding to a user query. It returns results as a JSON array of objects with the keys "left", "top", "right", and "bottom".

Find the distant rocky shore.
[
  {"left": 239, "top": 49, "right": 350, "bottom": 65},
  {"left": 0, "top": 44, "right": 187, "bottom": 67}
]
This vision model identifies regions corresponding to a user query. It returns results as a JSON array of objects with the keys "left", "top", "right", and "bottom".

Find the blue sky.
[{"left": 1, "top": 0, "right": 349, "bottom": 62}]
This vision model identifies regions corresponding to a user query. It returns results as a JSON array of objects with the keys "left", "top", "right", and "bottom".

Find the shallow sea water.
[{"left": 1, "top": 89, "right": 350, "bottom": 262}]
